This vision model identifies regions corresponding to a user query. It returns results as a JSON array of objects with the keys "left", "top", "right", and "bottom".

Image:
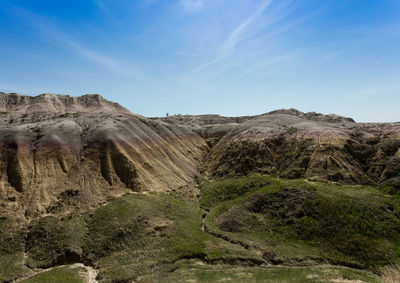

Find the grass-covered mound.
[
  {"left": 22, "top": 192, "right": 258, "bottom": 282},
  {"left": 84, "top": 192, "right": 259, "bottom": 282},
  {"left": 159, "top": 261, "right": 380, "bottom": 283},
  {"left": 200, "top": 174, "right": 400, "bottom": 270},
  {"left": 26, "top": 214, "right": 87, "bottom": 268},
  {"left": 20, "top": 265, "right": 85, "bottom": 283},
  {"left": 0, "top": 217, "right": 30, "bottom": 282},
  {"left": 2, "top": 176, "right": 399, "bottom": 282}
]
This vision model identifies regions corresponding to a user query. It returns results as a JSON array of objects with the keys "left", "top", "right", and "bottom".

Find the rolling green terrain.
[
  {"left": 21, "top": 266, "right": 85, "bottom": 283},
  {"left": 3, "top": 174, "right": 400, "bottom": 282}
]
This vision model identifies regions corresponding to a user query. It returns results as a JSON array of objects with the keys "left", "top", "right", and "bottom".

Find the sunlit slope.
[{"left": 0, "top": 93, "right": 206, "bottom": 219}]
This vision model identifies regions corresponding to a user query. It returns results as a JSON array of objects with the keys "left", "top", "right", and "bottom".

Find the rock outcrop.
[
  {"left": 162, "top": 111, "right": 400, "bottom": 188},
  {"left": 0, "top": 93, "right": 206, "bottom": 219}
]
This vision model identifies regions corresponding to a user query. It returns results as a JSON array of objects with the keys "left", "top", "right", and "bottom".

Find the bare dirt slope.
[
  {"left": 0, "top": 92, "right": 206, "bottom": 219},
  {"left": 161, "top": 109, "right": 400, "bottom": 187}
]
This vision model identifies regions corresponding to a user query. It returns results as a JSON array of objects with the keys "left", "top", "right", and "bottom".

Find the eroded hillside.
[
  {"left": 0, "top": 92, "right": 206, "bottom": 219},
  {"left": 1, "top": 92, "right": 400, "bottom": 283},
  {"left": 162, "top": 109, "right": 400, "bottom": 187}
]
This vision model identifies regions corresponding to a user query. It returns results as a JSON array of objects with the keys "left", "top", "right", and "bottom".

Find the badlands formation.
[{"left": 1, "top": 92, "right": 400, "bottom": 283}]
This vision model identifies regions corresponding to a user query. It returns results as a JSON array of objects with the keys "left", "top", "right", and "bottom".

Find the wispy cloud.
[
  {"left": 319, "top": 50, "right": 342, "bottom": 63},
  {"left": 5, "top": 4, "right": 145, "bottom": 81},
  {"left": 193, "top": 59, "right": 219, "bottom": 72},
  {"left": 192, "top": 0, "right": 325, "bottom": 76},
  {"left": 193, "top": 0, "right": 295, "bottom": 75},
  {"left": 358, "top": 85, "right": 400, "bottom": 96},
  {"left": 220, "top": 0, "right": 273, "bottom": 58},
  {"left": 93, "top": 0, "right": 108, "bottom": 11},
  {"left": 193, "top": 0, "right": 277, "bottom": 73},
  {"left": 180, "top": 0, "right": 204, "bottom": 13},
  {"left": 239, "top": 48, "right": 302, "bottom": 77},
  {"left": 176, "top": 51, "right": 199, "bottom": 57},
  {"left": 64, "top": 40, "right": 145, "bottom": 80}
]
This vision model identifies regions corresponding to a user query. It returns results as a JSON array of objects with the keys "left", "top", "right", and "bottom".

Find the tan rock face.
[
  {"left": 162, "top": 112, "right": 400, "bottom": 188},
  {"left": 0, "top": 93, "right": 207, "bottom": 219},
  {"left": 0, "top": 92, "right": 132, "bottom": 114}
]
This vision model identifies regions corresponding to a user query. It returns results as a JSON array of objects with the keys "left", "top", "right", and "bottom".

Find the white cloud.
[
  {"left": 220, "top": 0, "right": 273, "bottom": 57},
  {"left": 64, "top": 40, "right": 145, "bottom": 80},
  {"left": 193, "top": 0, "right": 274, "bottom": 73}
]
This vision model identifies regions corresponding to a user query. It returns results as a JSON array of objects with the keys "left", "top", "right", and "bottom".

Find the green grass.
[
  {"left": 0, "top": 253, "right": 30, "bottom": 282},
  {"left": 85, "top": 192, "right": 259, "bottom": 282},
  {"left": 0, "top": 217, "right": 30, "bottom": 282},
  {"left": 200, "top": 174, "right": 400, "bottom": 270},
  {"left": 26, "top": 214, "right": 87, "bottom": 268},
  {"left": 20, "top": 266, "right": 85, "bottom": 283},
  {"left": 199, "top": 175, "right": 277, "bottom": 210},
  {"left": 153, "top": 261, "right": 380, "bottom": 282},
  {"left": 2, "top": 175, "right": 399, "bottom": 282},
  {"left": 14, "top": 192, "right": 258, "bottom": 282}
]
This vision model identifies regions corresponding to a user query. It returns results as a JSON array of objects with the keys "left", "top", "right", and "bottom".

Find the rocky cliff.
[{"left": 0, "top": 93, "right": 206, "bottom": 219}]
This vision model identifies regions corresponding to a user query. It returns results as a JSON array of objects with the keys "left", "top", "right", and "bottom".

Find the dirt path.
[
  {"left": 13, "top": 263, "right": 98, "bottom": 283},
  {"left": 78, "top": 264, "right": 99, "bottom": 283}
]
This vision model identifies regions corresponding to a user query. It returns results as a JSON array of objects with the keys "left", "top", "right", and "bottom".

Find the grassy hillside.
[
  {"left": 200, "top": 174, "right": 400, "bottom": 270},
  {"left": 2, "top": 175, "right": 399, "bottom": 282},
  {"left": 20, "top": 266, "right": 85, "bottom": 283},
  {"left": 18, "top": 192, "right": 259, "bottom": 282},
  {"left": 0, "top": 217, "right": 30, "bottom": 282}
]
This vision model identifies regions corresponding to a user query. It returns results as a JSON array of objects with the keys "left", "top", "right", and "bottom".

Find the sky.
[{"left": 0, "top": 0, "right": 399, "bottom": 122}]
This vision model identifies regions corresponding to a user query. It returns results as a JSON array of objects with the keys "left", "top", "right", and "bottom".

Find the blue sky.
[{"left": 0, "top": 0, "right": 399, "bottom": 122}]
